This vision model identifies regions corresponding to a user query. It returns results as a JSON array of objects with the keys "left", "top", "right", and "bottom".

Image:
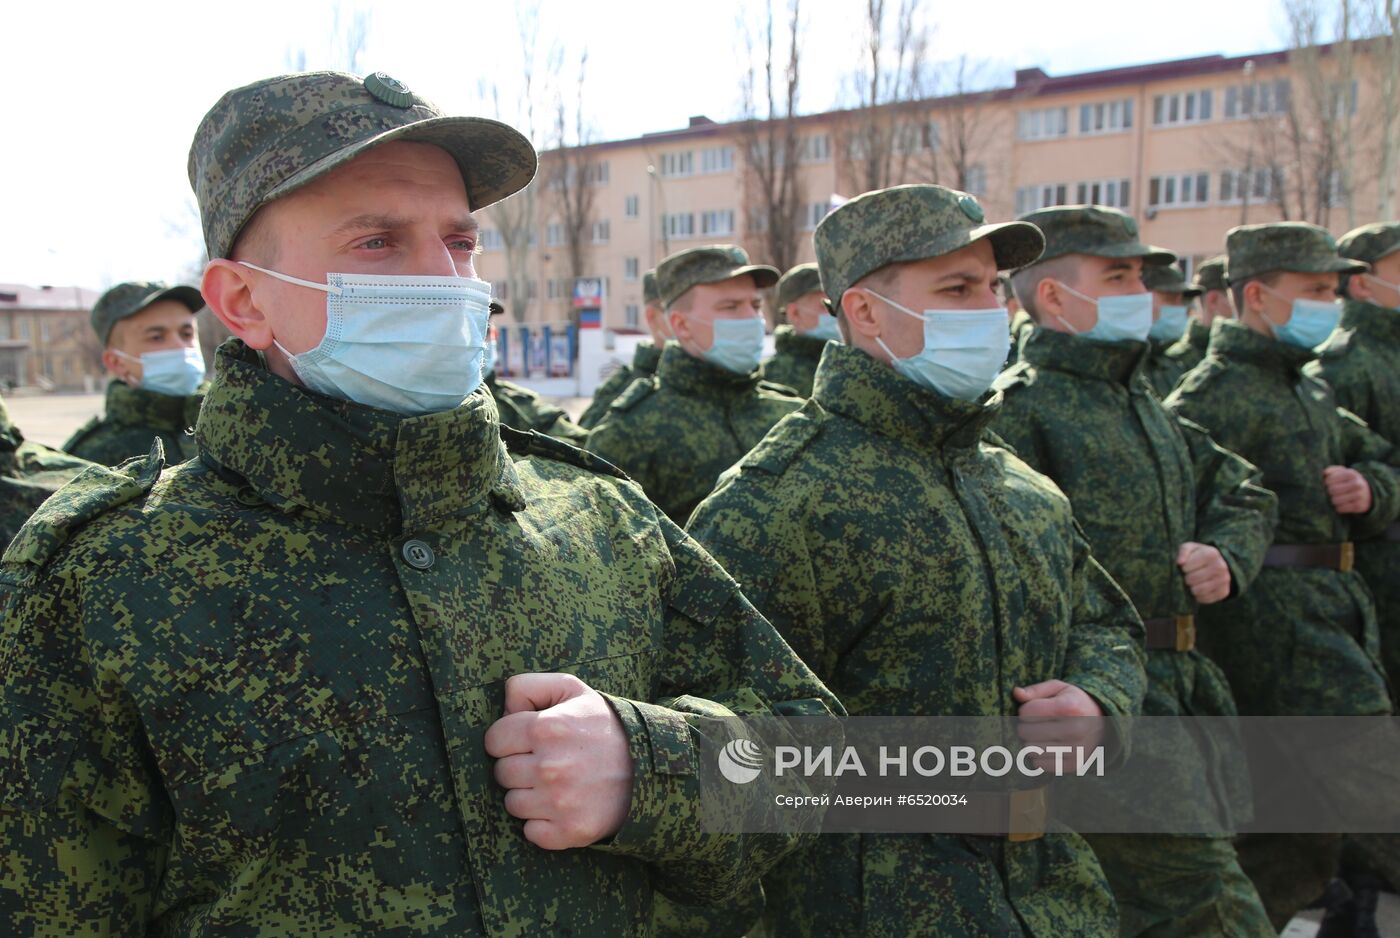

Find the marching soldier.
[{"left": 761, "top": 262, "right": 838, "bottom": 397}]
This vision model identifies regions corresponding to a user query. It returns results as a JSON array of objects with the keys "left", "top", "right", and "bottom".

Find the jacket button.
[{"left": 402, "top": 539, "right": 435, "bottom": 570}]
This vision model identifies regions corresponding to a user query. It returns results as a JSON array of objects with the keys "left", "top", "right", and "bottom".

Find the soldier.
[
  {"left": 997, "top": 205, "right": 1277, "bottom": 937},
  {"left": 0, "top": 393, "right": 94, "bottom": 545},
  {"left": 63, "top": 280, "right": 206, "bottom": 465},
  {"left": 578, "top": 270, "right": 668, "bottom": 429},
  {"left": 761, "top": 262, "right": 837, "bottom": 397},
  {"left": 1162, "top": 255, "right": 1230, "bottom": 378},
  {"left": 1142, "top": 261, "right": 1203, "bottom": 398},
  {"left": 586, "top": 245, "right": 803, "bottom": 523},
  {"left": 1166, "top": 222, "right": 1400, "bottom": 928},
  {"left": 482, "top": 302, "right": 588, "bottom": 444},
  {"left": 687, "top": 184, "right": 1147, "bottom": 936},
  {"left": 0, "top": 70, "right": 840, "bottom": 936}
]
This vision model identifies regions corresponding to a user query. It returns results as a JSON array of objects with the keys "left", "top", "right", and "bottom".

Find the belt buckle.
[
  {"left": 1175, "top": 614, "right": 1196, "bottom": 652},
  {"left": 1007, "top": 788, "right": 1048, "bottom": 843},
  {"left": 1340, "top": 542, "right": 1355, "bottom": 573}
]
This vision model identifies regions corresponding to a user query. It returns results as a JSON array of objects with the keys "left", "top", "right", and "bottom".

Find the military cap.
[
  {"left": 1141, "top": 263, "right": 1202, "bottom": 298},
  {"left": 1017, "top": 205, "right": 1175, "bottom": 270},
  {"left": 189, "top": 70, "right": 537, "bottom": 260},
  {"left": 489, "top": 300, "right": 504, "bottom": 317},
  {"left": 655, "top": 245, "right": 779, "bottom": 308},
  {"left": 1225, "top": 222, "right": 1368, "bottom": 284},
  {"left": 1337, "top": 221, "right": 1400, "bottom": 266},
  {"left": 775, "top": 263, "right": 824, "bottom": 311},
  {"left": 1192, "top": 255, "right": 1228, "bottom": 293},
  {"left": 91, "top": 281, "right": 204, "bottom": 346},
  {"left": 642, "top": 270, "right": 660, "bottom": 305},
  {"left": 816, "top": 184, "right": 1043, "bottom": 305}
]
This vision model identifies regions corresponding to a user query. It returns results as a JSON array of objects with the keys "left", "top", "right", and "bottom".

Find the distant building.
[{"left": 0, "top": 283, "right": 103, "bottom": 391}]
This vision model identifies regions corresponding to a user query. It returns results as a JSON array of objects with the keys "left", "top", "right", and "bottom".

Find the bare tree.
[
  {"left": 284, "top": 0, "right": 371, "bottom": 74},
  {"left": 1359, "top": 0, "right": 1400, "bottom": 217},
  {"left": 927, "top": 55, "right": 999, "bottom": 196},
  {"left": 738, "top": 0, "right": 806, "bottom": 275},
  {"left": 544, "top": 49, "right": 600, "bottom": 333}
]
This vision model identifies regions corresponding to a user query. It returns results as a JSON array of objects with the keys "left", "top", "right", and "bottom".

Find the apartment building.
[
  {"left": 475, "top": 42, "right": 1395, "bottom": 335},
  {"left": 0, "top": 283, "right": 103, "bottom": 391}
]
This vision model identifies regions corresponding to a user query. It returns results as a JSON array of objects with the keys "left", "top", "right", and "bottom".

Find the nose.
[{"left": 407, "top": 237, "right": 461, "bottom": 278}]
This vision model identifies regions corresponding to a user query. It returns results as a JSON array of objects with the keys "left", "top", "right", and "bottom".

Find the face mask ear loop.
[{"left": 237, "top": 261, "right": 342, "bottom": 296}]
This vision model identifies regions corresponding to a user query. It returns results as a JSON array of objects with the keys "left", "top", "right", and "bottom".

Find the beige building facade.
[
  {"left": 475, "top": 42, "right": 1396, "bottom": 335},
  {"left": 0, "top": 284, "right": 103, "bottom": 391}
]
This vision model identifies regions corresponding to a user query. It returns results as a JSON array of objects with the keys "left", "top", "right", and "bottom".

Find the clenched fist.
[
  {"left": 1323, "top": 465, "right": 1372, "bottom": 515},
  {"left": 1177, "top": 541, "right": 1231, "bottom": 604}
]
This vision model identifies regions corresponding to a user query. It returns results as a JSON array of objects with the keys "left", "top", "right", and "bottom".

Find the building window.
[
  {"left": 479, "top": 228, "right": 503, "bottom": 251},
  {"left": 591, "top": 220, "right": 611, "bottom": 244},
  {"left": 700, "top": 146, "right": 735, "bottom": 174},
  {"left": 802, "top": 202, "right": 829, "bottom": 231},
  {"left": 1153, "top": 90, "right": 1213, "bottom": 126},
  {"left": 546, "top": 223, "right": 564, "bottom": 246},
  {"left": 894, "top": 120, "right": 940, "bottom": 153},
  {"left": 586, "top": 161, "right": 610, "bottom": 185},
  {"left": 41, "top": 321, "right": 50, "bottom": 342},
  {"left": 19, "top": 321, "right": 29, "bottom": 341},
  {"left": 496, "top": 282, "right": 510, "bottom": 301},
  {"left": 1078, "top": 99, "right": 1133, "bottom": 135},
  {"left": 1014, "top": 183, "right": 1069, "bottom": 215},
  {"left": 624, "top": 194, "right": 640, "bottom": 218},
  {"left": 701, "top": 209, "right": 735, "bottom": 237},
  {"left": 963, "top": 164, "right": 988, "bottom": 197},
  {"left": 800, "top": 134, "right": 831, "bottom": 162},
  {"left": 1224, "top": 79, "right": 1291, "bottom": 119},
  {"left": 1017, "top": 107, "right": 1069, "bottom": 141},
  {"left": 1074, "top": 178, "right": 1132, "bottom": 209},
  {"left": 624, "top": 257, "right": 640, "bottom": 281},
  {"left": 664, "top": 212, "right": 695, "bottom": 238},
  {"left": 1149, "top": 172, "right": 1211, "bottom": 208},
  {"left": 625, "top": 304, "right": 640, "bottom": 329},
  {"left": 747, "top": 208, "right": 769, "bottom": 233},
  {"left": 1219, "top": 168, "right": 1279, "bottom": 204},
  {"left": 660, "top": 151, "right": 694, "bottom": 177}
]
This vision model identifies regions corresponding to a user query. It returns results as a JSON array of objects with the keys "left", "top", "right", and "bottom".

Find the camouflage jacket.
[
  {"left": 62, "top": 379, "right": 202, "bottom": 466},
  {"left": 586, "top": 343, "right": 804, "bottom": 524},
  {"left": 0, "top": 339, "right": 840, "bottom": 937},
  {"left": 1166, "top": 320, "right": 1400, "bottom": 715},
  {"left": 1144, "top": 337, "right": 1189, "bottom": 399},
  {"left": 1163, "top": 317, "right": 1211, "bottom": 378},
  {"left": 0, "top": 397, "right": 94, "bottom": 546},
  {"left": 760, "top": 325, "right": 828, "bottom": 398},
  {"left": 688, "top": 342, "right": 1146, "bottom": 937},
  {"left": 578, "top": 342, "right": 662, "bottom": 429},
  {"left": 484, "top": 372, "right": 588, "bottom": 445}
]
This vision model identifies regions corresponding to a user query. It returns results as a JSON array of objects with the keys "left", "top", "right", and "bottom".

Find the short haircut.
[
  {"left": 1230, "top": 271, "right": 1284, "bottom": 312},
  {"left": 229, "top": 206, "right": 278, "bottom": 265},
  {"left": 1010, "top": 255, "right": 1085, "bottom": 320},
  {"left": 666, "top": 287, "right": 695, "bottom": 314}
]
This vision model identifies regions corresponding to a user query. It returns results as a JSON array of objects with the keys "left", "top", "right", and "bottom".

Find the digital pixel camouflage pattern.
[
  {"left": 994, "top": 326, "right": 1276, "bottom": 937},
  {"left": 688, "top": 342, "right": 1148, "bottom": 937},
  {"left": 0, "top": 396, "right": 94, "bottom": 547},
  {"left": 654, "top": 246, "right": 778, "bottom": 307},
  {"left": 1013, "top": 206, "right": 1174, "bottom": 270},
  {"left": 585, "top": 343, "right": 803, "bottom": 524},
  {"left": 1161, "top": 318, "right": 1212, "bottom": 385},
  {"left": 774, "top": 263, "right": 822, "bottom": 313},
  {"left": 760, "top": 325, "right": 828, "bottom": 398},
  {"left": 0, "top": 338, "right": 841, "bottom": 936},
  {"left": 89, "top": 280, "right": 204, "bottom": 345},
  {"left": 1141, "top": 264, "right": 1203, "bottom": 399},
  {"left": 62, "top": 378, "right": 204, "bottom": 466},
  {"left": 484, "top": 371, "right": 588, "bottom": 444},
  {"left": 1223, "top": 222, "right": 1368, "bottom": 284},
  {"left": 578, "top": 342, "right": 662, "bottom": 430}
]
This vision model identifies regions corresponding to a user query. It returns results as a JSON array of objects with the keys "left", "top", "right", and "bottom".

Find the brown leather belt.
[
  {"left": 1263, "top": 542, "right": 1354, "bottom": 572},
  {"left": 1143, "top": 614, "right": 1196, "bottom": 651},
  {"left": 964, "top": 787, "right": 1050, "bottom": 842}
]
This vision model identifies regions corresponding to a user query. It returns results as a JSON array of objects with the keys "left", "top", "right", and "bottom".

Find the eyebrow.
[
  {"left": 1103, "top": 260, "right": 1136, "bottom": 273},
  {"left": 331, "top": 214, "right": 480, "bottom": 236},
  {"left": 931, "top": 270, "right": 986, "bottom": 287}
]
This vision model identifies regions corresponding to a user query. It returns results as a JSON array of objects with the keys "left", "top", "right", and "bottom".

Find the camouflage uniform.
[
  {"left": 485, "top": 371, "right": 589, "bottom": 445},
  {"left": 761, "top": 264, "right": 831, "bottom": 397},
  {"left": 1141, "top": 263, "right": 1203, "bottom": 399},
  {"left": 688, "top": 185, "right": 1147, "bottom": 937},
  {"left": 0, "top": 70, "right": 841, "bottom": 937},
  {"left": 586, "top": 247, "right": 802, "bottom": 524},
  {"left": 1165, "top": 223, "right": 1400, "bottom": 926},
  {"left": 0, "top": 395, "right": 94, "bottom": 546},
  {"left": 64, "top": 280, "right": 206, "bottom": 466},
  {"left": 1161, "top": 257, "right": 1228, "bottom": 379},
  {"left": 579, "top": 271, "right": 664, "bottom": 429},
  {"left": 994, "top": 207, "right": 1277, "bottom": 937}
]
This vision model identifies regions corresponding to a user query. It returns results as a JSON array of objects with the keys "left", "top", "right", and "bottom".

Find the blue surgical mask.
[
  {"left": 867, "top": 290, "right": 1010, "bottom": 400},
  {"left": 116, "top": 346, "right": 206, "bottom": 397},
  {"left": 484, "top": 333, "right": 499, "bottom": 376},
  {"left": 1261, "top": 286, "right": 1341, "bottom": 349},
  {"left": 805, "top": 313, "right": 842, "bottom": 343},
  {"left": 1149, "top": 304, "right": 1190, "bottom": 342},
  {"left": 696, "top": 316, "right": 765, "bottom": 374},
  {"left": 240, "top": 263, "right": 492, "bottom": 415},
  {"left": 1056, "top": 282, "right": 1153, "bottom": 343}
]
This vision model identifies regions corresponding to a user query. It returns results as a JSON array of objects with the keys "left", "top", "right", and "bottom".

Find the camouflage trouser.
[
  {"left": 1085, "top": 834, "right": 1273, "bottom": 937},
  {"left": 1235, "top": 832, "right": 1341, "bottom": 930},
  {"left": 1356, "top": 539, "right": 1400, "bottom": 700}
]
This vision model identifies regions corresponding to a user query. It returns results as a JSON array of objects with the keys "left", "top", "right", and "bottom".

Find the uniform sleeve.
[
  {"left": 1060, "top": 523, "right": 1147, "bottom": 723},
  {"left": 987, "top": 391, "right": 1051, "bottom": 475},
  {"left": 1178, "top": 419, "right": 1278, "bottom": 596},
  {"left": 1338, "top": 407, "right": 1400, "bottom": 539},
  {"left": 593, "top": 513, "right": 842, "bottom": 906},
  {"left": 578, "top": 370, "right": 632, "bottom": 429},
  {"left": 1311, "top": 354, "right": 1377, "bottom": 427},
  {"left": 0, "top": 559, "right": 171, "bottom": 935}
]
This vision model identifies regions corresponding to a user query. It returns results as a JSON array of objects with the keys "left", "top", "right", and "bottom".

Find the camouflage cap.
[
  {"left": 642, "top": 270, "right": 660, "bottom": 305},
  {"left": 189, "top": 70, "right": 537, "bottom": 260},
  {"left": 91, "top": 281, "right": 204, "bottom": 345},
  {"left": 1017, "top": 205, "right": 1175, "bottom": 270},
  {"left": 1141, "top": 263, "right": 1202, "bottom": 298},
  {"left": 815, "top": 184, "right": 1043, "bottom": 305},
  {"left": 1337, "top": 221, "right": 1400, "bottom": 266},
  {"left": 1193, "top": 255, "right": 1228, "bottom": 292},
  {"left": 655, "top": 245, "right": 779, "bottom": 308},
  {"left": 1225, "top": 222, "right": 1368, "bottom": 283},
  {"left": 775, "top": 263, "right": 824, "bottom": 311}
]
